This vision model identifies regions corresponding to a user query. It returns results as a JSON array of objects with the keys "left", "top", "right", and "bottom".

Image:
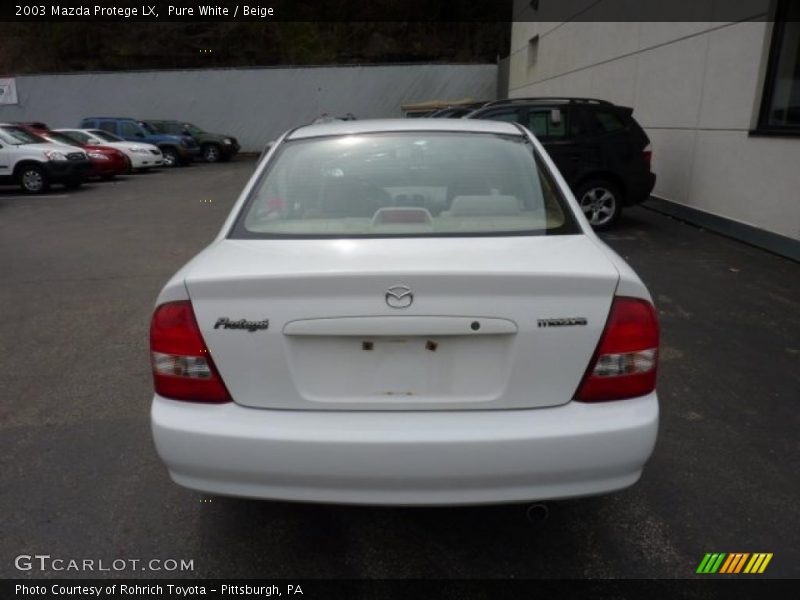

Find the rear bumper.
[
  {"left": 152, "top": 392, "right": 659, "bottom": 505},
  {"left": 626, "top": 172, "right": 657, "bottom": 205}
]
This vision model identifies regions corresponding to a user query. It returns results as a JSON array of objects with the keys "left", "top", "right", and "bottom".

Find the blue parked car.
[{"left": 78, "top": 117, "right": 200, "bottom": 167}]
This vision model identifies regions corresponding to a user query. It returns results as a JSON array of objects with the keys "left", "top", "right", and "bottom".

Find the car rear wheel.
[
  {"left": 18, "top": 165, "right": 50, "bottom": 194},
  {"left": 577, "top": 180, "right": 622, "bottom": 230},
  {"left": 161, "top": 148, "right": 179, "bottom": 168},
  {"left": 202, "top": 144, "right": 222, "bottom": 163}
]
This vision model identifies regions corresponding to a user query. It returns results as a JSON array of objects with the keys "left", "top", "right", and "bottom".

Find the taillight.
[
  {"left": 150, "top": 300, "right": 232, "bottom": 403},
  {"left": 642, "top": 143, "right": 652, "bottom": 168},
  {"left": 575, "top": 296, "right": 659, "bottom": 402}
]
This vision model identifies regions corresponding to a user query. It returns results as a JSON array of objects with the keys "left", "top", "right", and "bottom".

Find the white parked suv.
[
  {"left": 150, "top": 119, "right": 660, "bottom": 505},
  {"left": 0, "top": 124, "right": 91, "bottom": 193},
  {"left": 55, "top": 128, "right": 164, "bottom": 170}
]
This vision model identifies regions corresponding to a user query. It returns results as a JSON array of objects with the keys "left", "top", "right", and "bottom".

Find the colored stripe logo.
[{"left": 697, "top": 553, "right": 773, "bottom": 574}]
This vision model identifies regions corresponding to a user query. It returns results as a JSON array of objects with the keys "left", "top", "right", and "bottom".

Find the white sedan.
[
  {"left": 150, "top": 119, "right": 659, "bottom": 505},
  {"left": 55, "top": 128, "right": 163, "bottom": 170}
]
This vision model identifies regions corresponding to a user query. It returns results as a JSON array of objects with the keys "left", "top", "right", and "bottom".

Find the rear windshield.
[{"left": 230, "top": 132, "right": 578, "bottom": 239}]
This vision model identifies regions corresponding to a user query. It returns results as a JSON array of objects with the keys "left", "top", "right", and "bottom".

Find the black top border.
[{"left": 1, "top": 0, "right": 793, "bottom": 23}]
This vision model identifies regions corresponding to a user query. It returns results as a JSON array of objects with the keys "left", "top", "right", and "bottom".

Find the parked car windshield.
[
  {"left": 61, "top": 130, "right": 93, "bottom": 144},
  {"left": 0, "top": 126, "right": 46, "bottom": 145},
  {"left": 232, "top": 132, "right": 578, "bottom": 238},
  {"left": 183, "top": 123, "right": 204, "bottom": 135},
  {"left": 43, "top": 132, "right": 82, "bottom": 147},
  {"left": 89, "top": 130, "right": 123, "bottom": 142}
]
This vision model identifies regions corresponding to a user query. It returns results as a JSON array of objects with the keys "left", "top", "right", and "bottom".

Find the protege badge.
[
  {"left": 537, "top": 317, "right": 588, "bottom": 328},
  {"left": 214, "top": 317, "right": 270, "bottom": 332}
]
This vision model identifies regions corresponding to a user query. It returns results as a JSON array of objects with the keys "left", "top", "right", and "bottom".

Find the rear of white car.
[{"left": 150, "top": 119, "right": 659, "bottom": 505}]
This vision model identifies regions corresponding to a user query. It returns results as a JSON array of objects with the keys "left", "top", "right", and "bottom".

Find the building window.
[
  {"left": 756, "top": 1, "right": 800, "bottom": 134},
  {"left": 527, "top": 35, "right": 539, "bottom": 69}
]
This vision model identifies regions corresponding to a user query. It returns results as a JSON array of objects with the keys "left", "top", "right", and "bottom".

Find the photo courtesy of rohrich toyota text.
[
  {"left": 15, "top": 584, "right": 300, "bottom": 596},
  {"left": 0, "top": 0, "right": 798, "bottom": 598}
]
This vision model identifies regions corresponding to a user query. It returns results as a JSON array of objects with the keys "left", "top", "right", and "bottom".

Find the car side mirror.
[{"left": 550, "top": 108, "right": 562, "bottom": 126}]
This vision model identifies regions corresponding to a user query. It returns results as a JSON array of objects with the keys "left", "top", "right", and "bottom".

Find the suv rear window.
[
  {"left": 590, "top": 110, "right": 628, "bottom": 133},
  {"left": 230, "top": 132, "right": 578, "bottom": 239}
]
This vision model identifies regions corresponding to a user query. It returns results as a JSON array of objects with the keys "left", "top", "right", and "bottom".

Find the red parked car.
[{"left": 18, "top": 123, "right": 130, "bottom": 180}]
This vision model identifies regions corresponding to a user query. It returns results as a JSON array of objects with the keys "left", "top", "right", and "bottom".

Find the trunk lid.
[{"left": 185, "top": 236, "right": 619, "bottom": 410}]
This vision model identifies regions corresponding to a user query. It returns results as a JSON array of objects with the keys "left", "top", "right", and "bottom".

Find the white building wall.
[{"left": 508, "top": 2, "right": 800, "bottom": 241}]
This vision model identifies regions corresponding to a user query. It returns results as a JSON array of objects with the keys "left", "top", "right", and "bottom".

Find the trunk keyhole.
[{"left": 471, "top": 321, "right": 481, "bottom": 331}]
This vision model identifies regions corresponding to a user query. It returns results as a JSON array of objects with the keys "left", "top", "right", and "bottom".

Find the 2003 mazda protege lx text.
[{"left": 150, "top": 119, "right": 659, "bottom": 505}]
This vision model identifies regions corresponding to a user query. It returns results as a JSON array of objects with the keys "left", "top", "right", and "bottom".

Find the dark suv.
[
  {"left": 144, "top": 120, "right": 240, "bottom": 163},
  {"left": 467, "top": 98, "right": 655, "bottom": 229}
]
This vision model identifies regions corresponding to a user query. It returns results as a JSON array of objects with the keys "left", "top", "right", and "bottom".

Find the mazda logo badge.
[{"left": 385, "top": 285, "right": 413, "bottom": 309}]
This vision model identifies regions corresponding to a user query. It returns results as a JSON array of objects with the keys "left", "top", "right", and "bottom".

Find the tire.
[
  {"left": 161, "top": 147, "right": 179, "bottom": 168},
  {"left": 18, "top": 164, "right": 50, "bottom": 194},
  {"left": 202, "top": 143, "right": 222, "bottom": 163},
  {"left": 576, "top": 179, "right": 623, "bottom": 230}
]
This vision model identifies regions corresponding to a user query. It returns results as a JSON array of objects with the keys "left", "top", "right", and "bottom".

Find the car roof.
[{"left": 287, "top": 118, "right": 522, "bottom": 140}]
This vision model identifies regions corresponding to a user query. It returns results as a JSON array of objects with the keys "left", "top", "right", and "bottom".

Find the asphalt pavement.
[{"left": 1, "top": 160, "right": 798, "bottom": 580}]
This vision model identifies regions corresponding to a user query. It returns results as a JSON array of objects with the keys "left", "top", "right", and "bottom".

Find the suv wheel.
[
  {"left": 161, "top": 148, "right": 179, "bottom": 168},
  {"left": 577, "top": 180, "right": 622, "bottom": 230},
  {"left": 202, "top": 144, "right": 222, "bottom": 163},
  {"left": 18, "top": 165, "right": 50, "bottom": 194}
]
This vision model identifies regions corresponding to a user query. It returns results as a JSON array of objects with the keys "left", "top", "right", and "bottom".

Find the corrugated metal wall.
[{"left": 0, "top": 64, "right": 497, "bottom": 151}]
